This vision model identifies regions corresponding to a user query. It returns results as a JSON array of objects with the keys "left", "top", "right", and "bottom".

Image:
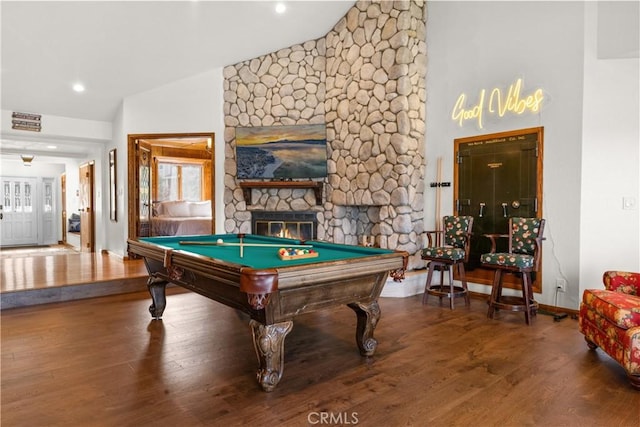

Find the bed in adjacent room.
[{"left": 151, "top": 200, "right": 212, "bottom": 236}]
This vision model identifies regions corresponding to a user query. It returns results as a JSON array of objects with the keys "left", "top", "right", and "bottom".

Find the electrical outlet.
[
  {"left": 556, "top": 278, "right": 566, "bottom": 293},
  {"left": 623, "top": 197, "right": 637, "bottom": 210}
]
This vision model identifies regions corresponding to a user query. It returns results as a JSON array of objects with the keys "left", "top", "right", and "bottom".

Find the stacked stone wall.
[
  {"left": 222, "top": 39, "right": 328, "bottom": 235},
  {"left": 223, "top": 0, "right": 427, "bottom": 269}
]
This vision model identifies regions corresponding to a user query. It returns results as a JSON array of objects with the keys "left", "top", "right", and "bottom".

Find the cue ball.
[{"left": 217, "top": 238, "right": 223, "bottom": 243}]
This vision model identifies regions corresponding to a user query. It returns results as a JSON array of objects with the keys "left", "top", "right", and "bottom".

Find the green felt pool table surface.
[{"left": 138, "top": 233, "right": 396, "bottom": 269}]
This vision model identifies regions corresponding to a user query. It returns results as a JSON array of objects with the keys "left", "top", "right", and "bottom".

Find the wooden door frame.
[
  {"left": 454, "top": 127, "right": 544, "bottom": 291},
  {"left": 127, "top": 132, "right": 216, "bottom": 245},
  {"left": 79, "top": 162, "right": 95, "bottom": 252},
  {"left": 60, "top": 173, "right": 67, "bottom": 244}
]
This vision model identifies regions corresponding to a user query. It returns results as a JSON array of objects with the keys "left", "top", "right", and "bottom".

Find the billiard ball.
[{"left": 217, "top": 238, "right": 224, "bottom": 244}]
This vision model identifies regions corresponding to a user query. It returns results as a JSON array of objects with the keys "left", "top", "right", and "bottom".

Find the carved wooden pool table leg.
[
  {"left": 348, "top": 300, "right": 381, "bottom": 357},
  {"left": 147, "top": 275, "right": 168, "bottom": 320},
  {"left": 249, "top": 319, "right": 293, "bottom": 392}
]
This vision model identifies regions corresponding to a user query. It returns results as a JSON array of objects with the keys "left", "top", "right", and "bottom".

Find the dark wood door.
[{"left": 454, "top": 127, "right": 543, "bottom": 291}]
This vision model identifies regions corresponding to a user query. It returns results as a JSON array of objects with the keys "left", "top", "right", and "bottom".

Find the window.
[
  {"left": 156, "top": 161, "right": 203, "bottom": 202},
  {"left": 2, "top": 180, "right": 33, "bottom": 213},
  {"left": 44, "top": 180, "right": 53, "bottom": 212},
  {"left": 3, "top": 181, "right": 10, "bottom": 212}
]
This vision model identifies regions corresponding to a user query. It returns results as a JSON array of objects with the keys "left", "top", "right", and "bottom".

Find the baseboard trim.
[{"left": 380, "top": 270, "right": 579, "bottom": 316}]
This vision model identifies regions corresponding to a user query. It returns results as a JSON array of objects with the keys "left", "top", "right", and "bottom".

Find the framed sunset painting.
[{"left": 236, "top": 124, "right": 328, "bottom": 179}]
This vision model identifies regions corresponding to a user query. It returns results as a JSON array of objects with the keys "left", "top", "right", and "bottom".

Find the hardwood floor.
[
  {"left": 0, "top": 248, "right": 148, "bottom": 308},
  {"left": 2, "top": 287, "right": 638, "bottom": 426},
  {"left": 0, "top": 246, "right": 147, "bottom": 291}
]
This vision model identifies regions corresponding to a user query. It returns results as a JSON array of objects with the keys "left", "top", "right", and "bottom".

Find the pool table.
[{"left": 127, "top": 233, "right": 408, "bottom": 392}]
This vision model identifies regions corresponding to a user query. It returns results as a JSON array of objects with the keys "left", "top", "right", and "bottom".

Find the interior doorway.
[
  {"left": 454, "top": 127, "right": 544, "bottom": 291},
  {"left": 127, "top": 133, "right": 216, "bottom": 247}
]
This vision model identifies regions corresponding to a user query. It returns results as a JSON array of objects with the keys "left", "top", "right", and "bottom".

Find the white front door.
[{"left": 0, "top": 178, "right": 38, "bottom": 246}]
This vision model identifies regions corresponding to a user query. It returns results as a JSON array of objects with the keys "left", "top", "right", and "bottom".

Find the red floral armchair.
[{"left": 579, "top": 271, "right": 640, "bottom": 389}]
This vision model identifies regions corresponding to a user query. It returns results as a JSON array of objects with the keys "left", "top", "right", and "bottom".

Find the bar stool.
[
  {"left": 421, "top": 215, "right": 474, "bottom": 309},
  {"left": 481, "top": 217, "right": 546, "bottom": 325}
]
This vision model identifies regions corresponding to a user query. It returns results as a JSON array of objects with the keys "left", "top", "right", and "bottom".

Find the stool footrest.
[
  {"left": 489, "top": 296, "right": 538, "bottom": 313},
  {"left": 427, "top": 285, "right": 468, "bottom": 298}
]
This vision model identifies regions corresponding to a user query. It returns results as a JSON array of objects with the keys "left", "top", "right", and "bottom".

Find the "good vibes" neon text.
[{"left": 451, "top": 78, "right": 544, "bottom": 129}]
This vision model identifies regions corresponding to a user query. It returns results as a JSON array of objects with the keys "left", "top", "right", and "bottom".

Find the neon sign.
[{"left": 451, "top": 78, "right": 544, "bottom": 129}]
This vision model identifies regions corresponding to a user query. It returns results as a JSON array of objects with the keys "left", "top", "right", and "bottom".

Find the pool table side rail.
[
  {"left": 129, "top": 238, "right": 406, "bottom": 279},
  {"left": 128, "top": 239, "right": 408, "bottom": 295},
  {"left": 128, "top": 238, "right": 275, "bottom": 284},
  {"left": 270, "top": 254, "right": 406, "bottom": 289},
  {"left": 129, "top": 239, "right": 273, "bottom": 316}
]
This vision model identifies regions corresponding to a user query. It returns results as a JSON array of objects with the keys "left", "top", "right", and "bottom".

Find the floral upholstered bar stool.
[
  {"left": 481, "top": 217, "right": 546, "bottom": 325},
  {"left": 421, "top": 216, "right": 474, "bottom": 309}
]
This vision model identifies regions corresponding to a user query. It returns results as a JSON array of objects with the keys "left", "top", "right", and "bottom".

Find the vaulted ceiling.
[{"left": 0, "top": 0, "right": 354, "bottom": 160}]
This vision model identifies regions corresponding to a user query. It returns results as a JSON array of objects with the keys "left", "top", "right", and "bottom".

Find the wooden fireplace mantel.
[{"left": 239, "top": 180, "right": 324, "bottom": 205}]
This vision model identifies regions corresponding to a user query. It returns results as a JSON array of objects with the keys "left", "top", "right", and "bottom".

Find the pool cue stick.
[
  {"left": 435, "top": 157, "right": 443, "bottom": 246},
  {"left": 240, "top": 236, "right": 244, "bottom": 258},
  {"left": 178, "top": 241, "right": 313, "bottom": 248}
]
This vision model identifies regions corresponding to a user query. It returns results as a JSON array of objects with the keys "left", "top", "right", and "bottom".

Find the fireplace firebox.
[{"left": 251, "top": 211, "right": 317, "bottom": 240}]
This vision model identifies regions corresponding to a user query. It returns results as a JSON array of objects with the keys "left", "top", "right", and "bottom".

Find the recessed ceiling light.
[
  {"left": 47, "top": 145, "right": 57, "bottom": 149},
  {"left": 73, "top": 83, "right": 85, "bottom": 93},
  {"left": 275, "top": 3, "right": 286, "bottom": 14}
]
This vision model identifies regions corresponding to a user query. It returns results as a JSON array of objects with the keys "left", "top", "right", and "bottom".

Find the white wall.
[
  {"left": 104, "top": 104, "right": 127, "bottom": 256},
  {"left": 425, "top": 1, "right": 639, "bottom": 310},
  {"left": 106, "top": 69, "right": 225, "bottom": 256},
  {"left": 1, "top": 159, "right": 65, "bottom": 178},
  {"left": 579, "top": 2, "right": 640, "bottom": 296},
  {"left": 1, "top": 110, "right": 111, "bottom": 143}
]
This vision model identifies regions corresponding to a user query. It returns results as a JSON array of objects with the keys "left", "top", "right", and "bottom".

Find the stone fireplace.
[
  {"left": 252, "top": 211, "right": 318, "bottom": 241},
  {"left": 223, "top": 1, "right": 427, "bottom": 271}
]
